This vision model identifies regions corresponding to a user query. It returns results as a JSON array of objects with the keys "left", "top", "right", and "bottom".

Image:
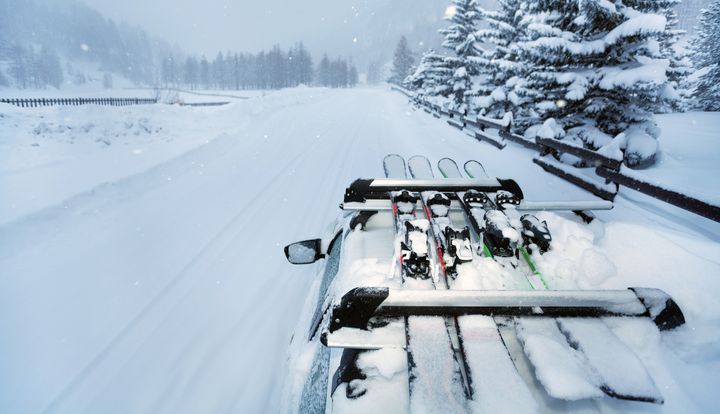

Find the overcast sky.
[{"left": 82, "top": 0, "right": 452, "bottom": 64}]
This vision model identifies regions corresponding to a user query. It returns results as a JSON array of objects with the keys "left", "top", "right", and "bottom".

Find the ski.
[
  {"left": 447, "top": 158, "right": 549, "bottom": 289},
  {"left": 383, "top": 154, "right": 469, "bottom": 409},
  {"left": 408, "top": 155, "right": 477, "bottom": 400},
  {"left": 452, "top": 157, "right": 669, "bottom": 404}
]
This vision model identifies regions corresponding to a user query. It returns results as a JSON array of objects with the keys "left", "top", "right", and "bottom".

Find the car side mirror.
[{"left": 284, "top": 239, "right": 324, "bottom": 265}]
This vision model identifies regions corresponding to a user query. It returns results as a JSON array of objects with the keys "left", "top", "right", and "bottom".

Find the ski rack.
[
  {"left": 343, "top": 178, "right": 523, "bottom": 203},
  {"left": 342, "top": 199, "right": 614, "bottom": 212},
  {"left": 321, "top": 287, "right": 685, "bottom": 348},
  {"left": 341, "top": 177, "right": 613, "bottom": 212}
]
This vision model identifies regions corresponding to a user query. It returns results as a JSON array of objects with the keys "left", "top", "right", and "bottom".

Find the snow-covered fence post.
[{"left": 447, "top": 108, "right": 467, "bottom": 130}]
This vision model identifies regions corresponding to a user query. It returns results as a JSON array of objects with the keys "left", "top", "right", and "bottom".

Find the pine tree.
[
  {"left": 212, "top": 52, "right": 226, "bottom": 89},
  {"left": 295, "top": 42, "right": 314, "bottom": 85},
  {"left": 511, "top": 0, "right": 676, "bottom": 166},
  {"left": 318, "top": 54, "right": 331, "bottom": 86},
  {"left": 349, "top": 65, "right": 359, "bottom": 87},
  {"left": 231, "top": 54, "right": 241, "bottom": 90},
  {"left": 161, "top": 55, "right": 177, "bottom": 87},
  {"left": 691, "top": 0, "right": 720, "bottom": 111},
  {"left": 470, "top": 0, "right": 524, "bottom": 117},
  {"left": 255, "top": 51, "right": 268, "bottom": 89},
  {"left": 439, "top": 0, "right": 482, "bottom": 110},
  {"left": 634, "top": 0, "right": 691, "bottom": 112},
  {"left": 183, "top": 56, "right": 199, "bottom": 89},
  {"left": 10, "top": 44, "right": 29, "bottom": 88},
  {"left": 390, "top": 36, "right": 415, "bottom": 85},
  {"left": 406, "top": 50, "right": 452, "bottom": 98},
  {"left": 38, "top": 46, "right": 63, "bottom": 88},
  {"left": 199, "top": 56, "right": 210, "bottom": 89}
]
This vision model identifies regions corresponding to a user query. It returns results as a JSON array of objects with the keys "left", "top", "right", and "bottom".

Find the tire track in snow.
[{"left": 38, "top": 112, "right": 333, "bottom": 414}]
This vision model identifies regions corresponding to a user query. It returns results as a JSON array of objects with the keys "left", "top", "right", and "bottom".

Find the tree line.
[
  {"left": 160, "top": 43, "right": 358, "bottom": 90},
  {"left": 1, "top": 0, "right": 360, "bottom": 91},
  {"left": 3, "top": 44, "right": 63, "bottom": 89},
  {"left": 0, "top": 0, "right": 162, "bottom": 86}
]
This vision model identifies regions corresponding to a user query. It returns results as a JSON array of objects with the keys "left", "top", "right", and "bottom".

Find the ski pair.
[
  {"left": 385, "top": 153, "right": 475, "bottom": 407},
  {"left": 389, "top": 155, "right": 551, "bottom": 409},
  {"left": 437, "top": 157, "right": 550, "bottom": 289},
  {"left": 436, "top": 157, "right": 667, "bottom": 404}
]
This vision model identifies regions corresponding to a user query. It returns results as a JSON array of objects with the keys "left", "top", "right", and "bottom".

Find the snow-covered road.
[{"left": 1, "top": 88, "right": 719, "bottom": 413}]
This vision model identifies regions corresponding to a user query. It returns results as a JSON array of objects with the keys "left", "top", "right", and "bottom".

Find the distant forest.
[
  {"left": 160, "top": 45, "right": 359, "bottom": 90},
  {"left": 0, "top": 0, "right": 358, "bottom": 90}
]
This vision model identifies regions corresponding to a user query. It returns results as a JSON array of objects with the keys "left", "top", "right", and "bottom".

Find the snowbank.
[{"left": 621, "top": 112, "right": 720, "bottom": 204}]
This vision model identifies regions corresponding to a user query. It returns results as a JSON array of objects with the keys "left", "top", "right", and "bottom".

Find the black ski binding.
[
  {"left": 483, "top": 210, "right": 519, "bottom": 258},
  {"left": 401, "top": 221, "right": 431, "bottom": 278},
  {"left": 426, "top": 192, "right": 451, "bottom": 218},
  {"left": 495, "top": 190, "right": 521, "bottom": 207},
  {"left": 521, "top": 214, "right": 552, "bottom": 253},
  {"left": 444, "top": 226, "right": 473, "bottom": 267},
  {"left": 393, "top": 190, "right": 419, "bottom": 215}
]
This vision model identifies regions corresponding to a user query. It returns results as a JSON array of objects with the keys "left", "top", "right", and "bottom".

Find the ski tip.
[
  {"left": 407, "top": 154, "right": 435, "bottom": 179},
  {"left": 437, "top": 157, "right": 461, "bottom": 178},
  {"left": 463, "top": 159, "right": 488, "bottom": 179},
  {"left": 382, "top": 154, "right": 408, "bottom": 179}
]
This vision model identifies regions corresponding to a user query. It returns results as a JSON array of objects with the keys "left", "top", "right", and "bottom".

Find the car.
[{"left": 282, "top": 156, "right": 686, "bottom": 414}]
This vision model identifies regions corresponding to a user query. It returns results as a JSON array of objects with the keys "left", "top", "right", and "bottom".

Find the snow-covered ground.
[
  {"left": 1, "top": 87, "right": 718, "bottom": 413},
  {"left": 621, "top": 112, "right": 720, "bottom": 205}
]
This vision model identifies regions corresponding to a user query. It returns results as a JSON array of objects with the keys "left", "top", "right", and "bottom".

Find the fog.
[{"left": 84, "top": 0, "right": 452, "bottom": 62}]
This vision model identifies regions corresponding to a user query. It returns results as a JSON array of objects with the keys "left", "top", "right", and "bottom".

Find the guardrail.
[
  {"left": 390, "top": 84, "right": 720, "bottom": 222},
  {"left": 0, "top": 97, "right": 157, "bottom": 108}
]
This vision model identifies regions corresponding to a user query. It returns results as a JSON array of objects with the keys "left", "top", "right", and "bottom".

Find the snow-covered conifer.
[
  {"left": 512, "top": 0, "right": 676, "bottom": 167},
  {"left": 199, "top": 56, "right": 210, "bottom": 89},
  {"left": 470, "top": 0, "right": 524, "bottom": 117},
  {"left": 212, "top": 52, "right": 226, "bottom": 89},
  {"left": 691, "top": 0, "right": 720, "bottom": 111},
  {"left": 636, "top": 0, "right": 692, "bottom": 112},
  {"left": 405, "top": 50, "right": 452, "bottom": 98},
  {"left": 439, "top": 0, "right": 482, "bottom": 110},
  {"left": 390, "top": 36, "right": 415, "bottom": 85},
  {"left": 318, "top": 54, "right": 331, "bottom": 87},
  {"left": 37, "top": 46, "right": 63, "bottom": 88},
  {"left": 9, "top": 44, "right": 29, "bottom": 88},
  {"left": 349, "top": 65, "right": 359, "bottom": 87},
  {"left": 183, "top": 56, "right": 199, "bottom": 89}
]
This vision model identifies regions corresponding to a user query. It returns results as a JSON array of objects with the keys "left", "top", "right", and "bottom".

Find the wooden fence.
[
  {"left": 392, "top": 85, "right": 720, "bottom": 222},
  {"left": 0, "top": 97, "right": 157, "bottom": 108}
]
